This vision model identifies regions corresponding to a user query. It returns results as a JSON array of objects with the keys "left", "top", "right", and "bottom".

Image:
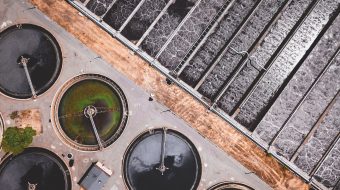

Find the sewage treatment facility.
[{"left": 0, "top": 0, "right": 339, "bottom": 190}]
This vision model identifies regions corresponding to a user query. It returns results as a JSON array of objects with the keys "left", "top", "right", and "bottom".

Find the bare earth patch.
[
  {"left": 28, "top": 0, "right": 309, "bottom": 189},
  {"left": 10, "top": 109, "right": 42, "bottom": 135}
]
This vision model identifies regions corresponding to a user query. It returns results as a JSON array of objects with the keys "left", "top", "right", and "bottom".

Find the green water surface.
[{"left": 58, "top": 79, "right": 123, "bottom": 145}]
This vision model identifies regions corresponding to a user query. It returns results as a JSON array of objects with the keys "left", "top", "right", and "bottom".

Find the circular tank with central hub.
[
  {"left": 0, "top": 24, "right": 62, "bottom": 99},
  {"left": 53, "top": 74, "right": 128, "bottom": 151},
  {"left": 0, "top": 113, "right": 3, "bottom": 143},
  {"left": 0, "top": 147, "right": 71, "bottom": 190},
  {"left": 208, "top": 182, "right": 254, "bottom": 190},
  {"left": 123, "top": 128, "right": 201, "bottom": 190}
]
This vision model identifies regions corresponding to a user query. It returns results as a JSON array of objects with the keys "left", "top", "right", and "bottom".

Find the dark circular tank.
[
  {"left": 0, "top": 113, "right": 3, "bottom": 142},
  {"left": 54, "top": 74, "right": 128, "bottom": 151},
  {"left": 123, "top": 128, "right": 201, "bottom": 190},
  {"left": 0, "top": 24, "right": 62, "bottom": 99},
  {"left": 208, "top": 182, "right": 254, "bottom": 190},
  {"left": 0, "top": 147, "right": 71, "bottom": 190}
]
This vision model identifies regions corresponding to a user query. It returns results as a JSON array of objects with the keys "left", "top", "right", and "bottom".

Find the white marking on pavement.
[
  {"left": 83, "top": 158, "right": 89, "bottom": 163},
  {"left": 0, "top": 21, "right": 12, "bottom": 29}
]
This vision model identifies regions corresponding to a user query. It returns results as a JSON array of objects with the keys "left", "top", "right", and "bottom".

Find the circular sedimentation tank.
[
  {"left": 0, "top": 147, "right": 71, "bottom": 190},
  {"left": 0, "top": 24, "right": 62, "bottom": 99},
  {"left": 54, "top": 74, "right": 128, "bottom": 151},
  {"left": 123, "top": 128, "right": 201, "bottom": 190},
  {"left": 208, "top": 182, "right": 254, "bottom": 190},
  {"left": 0, "top": 113, "right": 3, "bottom": 143}
]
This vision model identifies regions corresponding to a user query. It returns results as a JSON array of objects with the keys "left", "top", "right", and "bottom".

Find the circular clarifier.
[
  {"left": 208, "top": 182, "right": 254, "bottom": 190},
  {"left": 0, "top": 147, "right": 71, "bottom": 190},
  {"left": 0, "top": 113, "right": 3, "bottom": 143},
  {"left": 54, "top": 74, "right": 128, "bottom": 151},
  {"left": 123, "top": 128, "right": 201, "bottom": 190},
  {"left": 0, "top": 24, "right": 62, "bottom": 99}
]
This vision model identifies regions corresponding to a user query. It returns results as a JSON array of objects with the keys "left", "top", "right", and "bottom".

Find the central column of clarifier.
[
  {"left": 28, "top": 180, "right": 38, "bottom": 190},
  {"left": 124, "top": 128, "right": 201, "bottom": 190},
  {"left": 18, "top": 55, "right": 37, "bottom": 99},
  {"left": 156, "top": 127, "right": 169, "bottom": 175},
  {"left": 84, "top": 105, "right": 104, "bottom": 150}
]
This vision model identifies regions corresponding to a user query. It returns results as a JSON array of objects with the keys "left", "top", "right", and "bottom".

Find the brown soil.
[
  {"left": 29, "top": 0, "right": 309, "bottom": 189},
  {"left": 11, "top": 109, "right": 42, "bottom": 134}
]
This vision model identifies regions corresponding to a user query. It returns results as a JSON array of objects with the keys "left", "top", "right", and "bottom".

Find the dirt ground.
[
  {"left": 28, "top": 0, "right": 309, "bottom": 189},
  {"left": 9, "top": 109, "right": 42, "bottom": 134}
]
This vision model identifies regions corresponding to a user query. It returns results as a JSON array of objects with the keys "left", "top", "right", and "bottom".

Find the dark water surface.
[
  {"left": 124, "top": 129, "right": 201, "bottom": 190},
  {"left": 0, "top": 148, "right": 71, "bottom": 190},
  {"left": 0, "top": 24, "right": 61, "bottom": 99},
  {"left": 208, "top": 182, "right": 254, "bottom": 190}
]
